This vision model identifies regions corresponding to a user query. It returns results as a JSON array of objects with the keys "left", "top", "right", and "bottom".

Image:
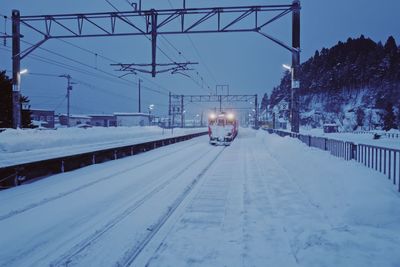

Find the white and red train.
[{"left": 208, "top": 112, "right": 238, "bottom": 145}]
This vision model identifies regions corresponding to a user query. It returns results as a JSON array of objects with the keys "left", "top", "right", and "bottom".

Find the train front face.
[{"left": 208, "top": 112, "right": 237, "bottom": 145}]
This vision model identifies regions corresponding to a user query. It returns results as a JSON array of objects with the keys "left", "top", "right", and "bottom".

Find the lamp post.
[
  {"left": 282, "top": 63, "right": 299, "bottom": 132},
  {"left": 148, "top": 104, "right": 154, "bottom": 125},
  {"left": 12, "top": 68, "right": 28, "bottom": 128}
]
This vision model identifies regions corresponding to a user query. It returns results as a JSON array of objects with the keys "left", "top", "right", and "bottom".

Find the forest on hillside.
[{"left": 261, "top": 35, "right": 400, "bottom": 130}]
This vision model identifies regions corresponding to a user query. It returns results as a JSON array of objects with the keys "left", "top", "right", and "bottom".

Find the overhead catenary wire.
[
  {"left": 165, "top": 0, "right": 216, "bottom": 92},
  {"left": 2, "top": 42, "right": 168, "bottom": 97},
  {"left": 109, "top": 0, "right": 213, "bottom": 94},
  {"left": 55, "top": 39, "right": 171, "bottom": 96},
  {"left": 1, "top": 13, "right": 172, "bottom": 95},
  {"left": 1, "top": 8, "right": 210, "bottom": 113}
]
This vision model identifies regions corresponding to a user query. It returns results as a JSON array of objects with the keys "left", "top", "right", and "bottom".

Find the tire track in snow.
[{"left": 0, "top": 139, "right": 204, "bottom": 222}]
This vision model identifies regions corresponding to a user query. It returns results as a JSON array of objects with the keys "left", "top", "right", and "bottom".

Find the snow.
[
  {"left": 300, "top": 127, "right": 400, "bottom": 149},
  {"left": 0, "top": 126, "right": 206, "bottom": 167},
  {"left": 0, "top": 128, "right": 399, "bottom": 266}
]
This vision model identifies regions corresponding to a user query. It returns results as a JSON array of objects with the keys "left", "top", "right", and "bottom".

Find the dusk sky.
[{"left": 1, "top": 0, "right": 399, "bottom": 119}]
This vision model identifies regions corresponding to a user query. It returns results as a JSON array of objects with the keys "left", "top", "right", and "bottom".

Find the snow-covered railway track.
[
  {"left": 118, "top": 147, "right": 226, "bottom": 267},
  {"left": 0, "top": 139, "right": 203, "bottom": 222},
  {"left": 49, "top": 145, "right": 225, "bottom": 267}
]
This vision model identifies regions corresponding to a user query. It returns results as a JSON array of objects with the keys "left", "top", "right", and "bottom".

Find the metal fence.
[
  {"left": 0, "top": 131, "right": 208, "bottom": 189},
  {"left": 266, "top": 129, "right": 400, "bottom": 192},
  {"left": 350, "top": 131, "right": 400, "bottom": 139}
]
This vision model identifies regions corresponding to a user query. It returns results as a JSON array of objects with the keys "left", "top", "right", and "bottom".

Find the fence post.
[{"left": 351, "top": 143, "right": 357, "bottom": 161}]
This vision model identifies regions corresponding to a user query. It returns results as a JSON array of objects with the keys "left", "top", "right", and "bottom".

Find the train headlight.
[
  {"left": 227, "top": 113, "right": 234, "bottom": 120},
  {"left": 209, "top": 113, "right": 217, "bottom": 120}
]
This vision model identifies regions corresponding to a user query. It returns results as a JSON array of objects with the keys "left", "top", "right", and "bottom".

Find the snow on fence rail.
[
  {"left": 349, "top": 131, "right": 400, "bottom": 139},
  {"left": 0, "top": 131, "right": 208, "bottom": 190},
  {"left": 266, "top": 129, "right": 400, "bottom": 192}
]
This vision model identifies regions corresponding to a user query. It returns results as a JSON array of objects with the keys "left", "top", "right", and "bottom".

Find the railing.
[
  {"left": 0, "top": 131, "right": 208, "bottom": 189},
  {"left": 266, "top": 129, "right": 400, "bottom": 192},
  {"left": 349, "top": 130, "right": 400, "bottom": 139}
]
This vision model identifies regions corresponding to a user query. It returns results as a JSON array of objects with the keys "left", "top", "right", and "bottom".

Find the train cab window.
[{"left": 217, "top": 119, "right": 225, "bottom": 126}]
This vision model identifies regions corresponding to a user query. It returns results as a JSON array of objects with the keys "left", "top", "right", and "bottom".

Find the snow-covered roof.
[
  {"left": 89, "top": 114, "right": 115, "bottom": 118},
  {"left": 114, "top": 112, "right": 150, "bottom": 117},
  {"left": 62, "top": 115, "right": 92, "bottom": 119},
  {"left": 30, "top": 109, "right": 54, "bottom": 112}
]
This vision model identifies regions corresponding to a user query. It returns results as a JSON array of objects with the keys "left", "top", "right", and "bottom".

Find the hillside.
[{"left": 264, "top": 35, "right": 400, "bottom": 131}]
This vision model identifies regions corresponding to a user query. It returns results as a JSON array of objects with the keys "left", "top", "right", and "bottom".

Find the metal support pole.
[
  {"left": 291, "top": 0, "right": 300, "bottom": 133},
  {"left": 151, "top": 9, "right": 157, "bottom": 77},
  {"left": 219, "top": 95, "right": 222, "bottom": 112},
  {"left": 59, "top": 74, "right": 73, "bottom": 127},
  {"left": 168, "top": 92, "right": 171, "bottom": 128},
  {"left": 67, "top": 79, "right": 70, "bottom": 127},
  {"left": 12, "top": 10, "right": 21, "bottom": 129},
  {"left": 180, "top": 95, "right": 184, "bottom": 127},
  {"left": 138, "top": 79, "right": 142, "bottom": 112},
  {"left": 255, "top": 94, "right": 258, "bottom": 128},
  {"left": 272, "top": 113, "right": 276, "bottom": 129}
]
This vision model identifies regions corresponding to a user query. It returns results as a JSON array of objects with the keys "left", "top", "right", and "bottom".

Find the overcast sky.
[{"left": 1, "top": 0, "right": 399, "bottom": 119}]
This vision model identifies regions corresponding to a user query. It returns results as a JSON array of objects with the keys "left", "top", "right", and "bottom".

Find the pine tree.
[
  {"left": 21, "top": 96, "right": 33, "bottom": 128},
  {"left": 0, "top": 70, "right": 33, "bottom": 128},
  {"left": 260, "top": 93, "right": 269, "bottom": 112},
  {"left": 383, "top": 102, "right": 396, "bottom": 131},
  {"left": 356, "top": 107, "right": 365, "bottom": 128},
  {"left": 0, "top": 71, "right": 13, "bottom": 128},
  {"left": 267, "top": 35, "right": 400, "bottom": 130}
]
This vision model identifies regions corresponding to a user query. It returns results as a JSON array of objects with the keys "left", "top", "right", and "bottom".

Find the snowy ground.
[
  {"left": 300, "top": 128, "right": 400, "bottom": 150},
  {"left": 0, "top": 126, "right": 206, "bottom": 167},
  {"left": 0, "top": 128, "right": 399, "bottom": 266}
]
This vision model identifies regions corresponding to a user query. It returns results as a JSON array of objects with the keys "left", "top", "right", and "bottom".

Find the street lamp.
[
  {"left": 19, "top": 68, "right": 28, "bottom": 75},
  {"left": 282, "top": 64, "right": 291, "bottom": 71},
  {"left": 282, "top": 63, "right": 300, "bottom": 132},
  {"left": 148, "top": 104, "right": 154, "bottom": 125},
  {"left": 12, "top": 68, "right": 28, "bottom": 128}
]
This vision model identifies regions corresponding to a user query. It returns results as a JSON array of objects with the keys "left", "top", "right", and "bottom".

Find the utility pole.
[
  {"left": 254, "top": 94, "right": 259, "bottom": 128},
  {"left": 138, "top": 79, "right": 142, "bottom": 113},
  {"left": 59, "top": 74, "right": 75, "bottom": 127},
  {"left": 12, "top": 10, "right": 20, "bottom": 129},
  {"left": 168, "top": 92, "right": 171, "bottom": 128},
  {"left": 180, "top": 95, "right": 184, "bottom": 128},
  {"left": 291, "top": 0, "right": 301, "bottom": 133}
]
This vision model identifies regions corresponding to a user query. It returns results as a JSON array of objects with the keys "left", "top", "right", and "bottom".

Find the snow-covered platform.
[
  {"left": 0, "top": 128, "right": 399, "bottom": 266},
  {"left": 0, "top": 126, "right": 205, "bottom": 167}
]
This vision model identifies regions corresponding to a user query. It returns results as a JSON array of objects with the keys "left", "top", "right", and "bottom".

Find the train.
[{"left": 208, "top": 112, "right": 238, "bottom": 145}]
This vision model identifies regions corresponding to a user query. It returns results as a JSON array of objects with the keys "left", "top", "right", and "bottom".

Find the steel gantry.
[
  {"left": 11, "top": 1, "right": 301, "bottom": 131},
  {"left": 168, "top": 93, "right": 258, "bottom": 128}
]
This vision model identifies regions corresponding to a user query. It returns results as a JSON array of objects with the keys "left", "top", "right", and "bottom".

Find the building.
[
  {"left": 323, "top": 123, "right": 339, "bottom": 133},
  {"left": 30, "top": 109, "right": 55, "bottom": 128},
  {"left": 89, "top": 114, "right": 117, "bottom": 127},
  {"left": 114, "top": 113, "right": 151, "bottom": 127},
  {"left": 59, "top": 114, "right": 92, "bottom": 127}
]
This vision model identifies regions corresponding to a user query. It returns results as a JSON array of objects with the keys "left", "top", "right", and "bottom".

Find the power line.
[
  {"left": 186, "top": 35, "right": 218, "bottom": 84},
  {"left": 110, "top": 0, "right": 212, "bottom": 95},
  {"left": 165, "top": 0, "right": 215, "bottom": 93},
  {"left": 104, "top": 0, "right": 176, "bottom": 63},
  {"left": 55, "top": 39, "right": 172, "bottom": 95},
  {"left": 20, "top": 39, "right": 134, "bottom": 86},
  {"left": 3, "top": 40, "right": 170, "bottom": 97}
]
